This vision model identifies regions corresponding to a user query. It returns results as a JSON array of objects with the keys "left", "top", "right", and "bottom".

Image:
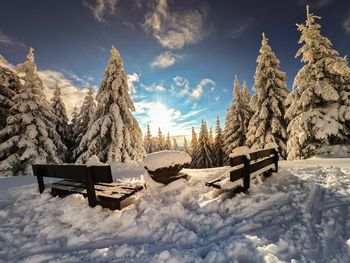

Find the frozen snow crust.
[
  {"left": 144, "top": 150, "right": 191, "bottom": 171},
  {"left": 1, "top": 159, "right": 350, "bottom": 262}
]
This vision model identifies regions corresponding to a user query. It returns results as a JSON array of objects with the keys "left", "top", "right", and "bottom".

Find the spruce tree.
[
  {"left": 246, "top": 33, "right": 289, "bottom": 159},
  {"left": 165, "top": 132, "right": 172, "bottom": 150},
  {"left": 144, "top": 124, "right": 154, "bottom": 154},
  {"left": 173, "top": 138, "right": 179, "bottom": 151},
  {"left": 0, "top": 48, "right": 65, "bottom": 176},
  {"left": 190, "top": 127, "right": 198, "bottom": 155},
  {"left": 285, "top": 6, "right": 350, "bottom": 159},
  {"left": 74, "top": 87, "right": 96, "bottom": 148},
  {"left": 0, "top": 56, "right": 20, "bottom": 131},
  {"left": 75, "top": 46, "right": 145, "bottom": 163},
  {"left": 213, "top": 117, "right": 224, "bottom": 167},
  {"left": 242, "top": 80, "right": 252, "bottom": 106},
  {"left": 223, "top": 77, "right": 252, "bottom": 164},
  {"left": 156, "top": 128, "right": 164, "bottom": 151},
  {"left": 51, "top": 83, "right": 70, "bottom": 148},
  {"left": 70, "top": 105, "right": 79, "bottom": 138},
  {"left": 183, "top": 137, "right": 190, "bottom": 154},
  {"left": 191, "top": 120, "right": 214, "bottom": 168},
  {"left": 209, "top": 126, "right": 214, "bottom": 146}
]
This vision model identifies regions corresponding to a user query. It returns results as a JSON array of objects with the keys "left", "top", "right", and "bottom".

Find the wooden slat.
[
  {"left": 52, "top": 180, "right": 85, "bottom": 187},
  {"left": 230, "top": 155, "right": 246, "bottom": 167},
  {"left": 33, "top": 165, "right": 88, "bottom": 181},
  {"left": 250, "top": 148, "right": 275, "bottom": 161},
  {"left": 205, "top": 178, "right": 222, "bottom": 187},
  {"left": 51, "top": 184, "right": 87, "bottom": 194},
  {"left": 250, "top": 157, "right": 275, "bottom": 174},
  {"left": 89, "top": 166, "right": 113, "bottom": 183},
  {"left": 230, "top": 167, "right": 245, "bottom": 181},
  {"left": 32, "top": 165, "right": 113, "bottom": 183}
]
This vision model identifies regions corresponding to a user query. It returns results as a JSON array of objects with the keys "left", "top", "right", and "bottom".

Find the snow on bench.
[
  {"left": 206, "top": 146, "right": 279, "bottom": 193},
  {"left": 32, "top": 156, "right": 143, "bottom": 210}
]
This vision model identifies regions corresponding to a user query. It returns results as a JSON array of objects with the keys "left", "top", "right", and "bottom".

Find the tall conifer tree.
[
  {"left": 246, "top": 33, "right": 289, "bottom": 159},
  {"left": 285, "top": 6, "right": 350, "bottom": 159},
  {"left": 75, "top": 46, "right": 145, "bottom": 163}
]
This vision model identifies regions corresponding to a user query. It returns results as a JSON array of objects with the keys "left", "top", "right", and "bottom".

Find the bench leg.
[
  {"left": 86, "top": 169, "right": 97, "bottom": 207},
  {"left": 37, "top": 175, "right": 45, "bottom": 193}
]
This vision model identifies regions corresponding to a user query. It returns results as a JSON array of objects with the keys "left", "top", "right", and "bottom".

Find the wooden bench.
[
  {"left": 205, "top": 148, "right": 278, "bottom": 193},
  {"left": 32, "top": 164, "right": 143, "bottom": 210}
]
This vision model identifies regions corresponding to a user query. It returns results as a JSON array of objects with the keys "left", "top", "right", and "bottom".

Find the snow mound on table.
[
  {"left": 144, "top": 150, "right": 191, "bottom": 171},
  {"left": 229, "top": 146, "right": 251, "bottom": 159}
]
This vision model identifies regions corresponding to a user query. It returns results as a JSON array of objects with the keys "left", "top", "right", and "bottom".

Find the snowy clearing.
[{"left": 0, "top": 159, "right": 350, "bottom": 262}]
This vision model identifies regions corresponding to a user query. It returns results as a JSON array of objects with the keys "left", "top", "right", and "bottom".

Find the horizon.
[{"left": 1, "top": 0, "right": 349, "bottom": 137}]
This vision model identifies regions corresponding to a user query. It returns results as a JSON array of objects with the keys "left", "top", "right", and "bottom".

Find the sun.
[{"left": 148, "top": 102, "right": 173, "bottom": 135}]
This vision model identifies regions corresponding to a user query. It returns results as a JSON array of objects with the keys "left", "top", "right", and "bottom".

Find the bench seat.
[{"left": 33, "top": 164, "right": 143, "bottom": 210}]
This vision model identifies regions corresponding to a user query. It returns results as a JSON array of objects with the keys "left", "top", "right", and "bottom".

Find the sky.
[{"left": 1, "top": 0, "right": 350, "bottom": 138}]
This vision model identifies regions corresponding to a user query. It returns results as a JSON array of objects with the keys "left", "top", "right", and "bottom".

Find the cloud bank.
[{"left": 143, "top": 0, "right": 208, "bottom": 49}]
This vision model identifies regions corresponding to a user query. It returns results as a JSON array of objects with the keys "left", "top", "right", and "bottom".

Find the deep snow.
[{"left": 0, "top": 159, "right": 350, "bottom": 262}]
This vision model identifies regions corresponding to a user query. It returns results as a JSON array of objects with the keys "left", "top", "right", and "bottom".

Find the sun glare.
[{"left": 148, "top": 102, "right": 173, "bottom": 135}]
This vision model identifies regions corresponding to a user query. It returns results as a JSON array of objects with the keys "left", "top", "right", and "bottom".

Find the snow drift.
[{"left": 0, "top": 159, "right": 350, "bottom": 262}]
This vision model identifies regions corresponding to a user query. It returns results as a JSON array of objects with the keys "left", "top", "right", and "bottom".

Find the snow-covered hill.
[{"left": 1, "top": 159, "right": 350, "bottom": 262}]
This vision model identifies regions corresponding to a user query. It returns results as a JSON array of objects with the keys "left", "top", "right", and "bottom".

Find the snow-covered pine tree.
[
  {"left": 209, "top": 126, "right": 214, "bottom": 146},
  {"left": 74, "top": 87, "right": 96, "bottom": 148},
  {"left": 183, "top": 137, "right": 190, "bottom": 154},
  {"left": 223, "top": 77, "right": 252, "bottom": 164},
  {"left": 246, "top": 33, "right": 289, "bottom": 159},
  {"left": 0, "top": 48, "right": 66, "bottom": 176},
  {"left": 70, "top": 105, "right": 79, "bottom": 138},
  {"left": 70, "top": 105, "right": 79, "bottom": 127},
  {"left": 173, "top": 138, "right": 179, "bottom": 151},
  {"left": 75, "top": 46, "right": 145, "bottom": 163},
  {"left": 285, "top": 6, "right": 350, "bottom": 160},
  {"left": 213, "top": 117, "right": 224, "bottom": 167},
  {"left": 165, "top": 132, "right": 172, "bottom": 150},
  {"left": 191, "top": 120, "right": 214, "bottom": 168},
  {"left": 51, "top": 83, "right": 70, "bottom": 148},
  {"left": 155, "top": 128, "right": 164, "bottom": 151},
  {"left": 190, "top": 127, "right": 198, "bottom": 155},
  {"left": 144, "top": 124, "right": 154, "bottom": 153},
  {"left": 0, "top": 56, "right": 20, "bottom": 131},
  {"left": 242, "top": 80, "right": 252, "bottom": 106}
]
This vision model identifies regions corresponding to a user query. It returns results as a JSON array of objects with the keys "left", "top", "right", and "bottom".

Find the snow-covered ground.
[{"left": 1, "top": 159, "right": 350, "bottom": 262}]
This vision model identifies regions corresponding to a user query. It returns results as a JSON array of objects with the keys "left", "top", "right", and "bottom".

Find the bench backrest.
[
  {"left": 32, "top": 164, "right": 113, "bottom": 183},
  {"left": 229, "top": 148, "right": 278, "bottom": 190}
]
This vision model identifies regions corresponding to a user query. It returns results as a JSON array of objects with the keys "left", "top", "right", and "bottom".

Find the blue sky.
[{"left": 1, "top": 0, "right": 350, "bottom": 137}]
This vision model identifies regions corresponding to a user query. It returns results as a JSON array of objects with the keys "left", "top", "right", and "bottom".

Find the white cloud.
[
  {"left": 143, "top": 0, "right": 208, "bottom": 49},
  {"left": 172, "top": 76, "right": 190, "bottom": 96},
  {"left": 141, "top": 82, "right": 166, "bottom": 92},
  {"left": 126, "top": 72, "right": 140, "bottom": 95},
  {"left": 151, "top": 51, "right": 180, "bottom": 69},
  {"left": 84, "top": 0, "right": 119, "bottom": 23},
  {"left": 191, "top": 79, "right": 215, "bottom": 99},
  {"left": 0, "top": 31, "right": 26, "bottom": 48},
  {"left": 178, "top": 108, "right": 207, "bottom": 120},
  {"left": 38, "top": 70, "right": 90, "bottom": 120},
  {"left": 171, "top": 76, "right": 215, "bottom": 99},
  {"left": 344, "top": 11, "right": 350, "bottom": 34}
]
